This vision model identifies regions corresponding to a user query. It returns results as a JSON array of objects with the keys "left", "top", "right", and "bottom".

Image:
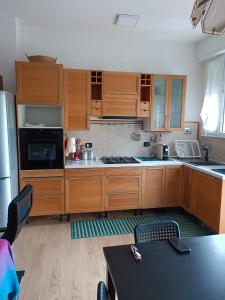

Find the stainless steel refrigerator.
[{"left": 0, "top": 91, "right": 19, "bottom": 228}]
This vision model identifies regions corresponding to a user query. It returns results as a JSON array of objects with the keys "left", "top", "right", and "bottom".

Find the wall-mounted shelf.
[
  {"left": 140, "top": 74, "right": 151, "bottom": 117},
  {"left": 91, "top": 71, "right": 103, "bottom": 116}
]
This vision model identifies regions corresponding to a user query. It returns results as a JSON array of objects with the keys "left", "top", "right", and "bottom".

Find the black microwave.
[{"left": 19, "top": 128, "right": 64, "bottom": 170}]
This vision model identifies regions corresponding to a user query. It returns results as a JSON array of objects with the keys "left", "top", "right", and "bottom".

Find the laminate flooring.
[{"left": 13, "top": 212, "right": 134, "bottom": 300}]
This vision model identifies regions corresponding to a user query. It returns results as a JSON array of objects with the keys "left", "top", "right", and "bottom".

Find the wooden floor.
[{"left": 13, "top": 212, "right": 134, "bottom": 300}]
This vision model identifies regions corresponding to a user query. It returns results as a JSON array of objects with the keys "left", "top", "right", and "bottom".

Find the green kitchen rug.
[
  {"left": 71, "top": 210, "right": 212, "bottom": 239},
  {"left": 71, "top": 214, "right": 158, "bottom": 239},
  {"left": 157, "top": 211, "right": 214, "bottom": 238}
]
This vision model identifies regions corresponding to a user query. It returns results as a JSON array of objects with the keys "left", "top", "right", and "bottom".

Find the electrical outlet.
[
  {"left": 144, "top": 142, "right": 150, "bottom": 147},
  {"left": 85, "top": 143, "right": 93, "bottom": 148}
]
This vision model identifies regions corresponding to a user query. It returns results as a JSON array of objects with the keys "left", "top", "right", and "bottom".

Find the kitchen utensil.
[
  {"left": 81, "top": 151, "right": 88, "bottom": 160},
  {"left": 25, "top": 54, "right": 57, "bottom": 63},
  {"left": 131, "top": 132, "right": 141, "bottom": 141},
  {"left": 175, "top": 140, "right": 201, "bottom": 158},
  {"left": 87, "top": 150, "right": 94, "bottom": 160}
]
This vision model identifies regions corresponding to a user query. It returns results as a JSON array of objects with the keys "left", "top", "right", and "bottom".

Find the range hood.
[
  {"left": 100, "top": 116, "right": 138, "bottom": 120},
  {"left": 90, "top": 116, "right": 143, "bottom": 125}
]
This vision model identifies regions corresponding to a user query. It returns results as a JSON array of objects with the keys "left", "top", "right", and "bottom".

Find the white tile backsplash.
[{"left": 65, "top": 122, "right": 198, "bottom": 158}]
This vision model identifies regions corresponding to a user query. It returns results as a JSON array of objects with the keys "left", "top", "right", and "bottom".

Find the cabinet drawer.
[
  {"left": 106, "top": 193, "right": 140, "bottom": 210},
  {"left": 65, "top": 168, "right": 104, "bottom": 177},
  {"left": 106, "top": 176, "right": 140, "bottom": 192},
  {"left": 91, "top": 107, "right": 102, "bottom": 116},
  {"left": 30, "top": 196, "right": 64, "bottom": 216},
  {"left": 65, "top": 177, "right": 103, "bottom": 213},
  {"left": 105, "top": 168, "right": 141, "bottom": 176},
  {"left": 140, "top": 109, "right": 150, "bottom": 117},
  {"left": 140, "top": 102, "right": 150, "bottom": 110},
  {"left": 21, "top": 177, "right": 64, "bottom": 197},
  {"left": 92, "top": 100, "right": 102, "bottom": 109}
]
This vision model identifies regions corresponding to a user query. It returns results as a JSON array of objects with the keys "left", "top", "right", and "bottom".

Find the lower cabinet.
[
  {"left": 65, "top": 169, "right": 104, "bottom": 213},
  {"left": 20, "top": 170, "right": 64, "bottom": 216},
  {"left": 142, "top": 167, "right": 165, "bottom": 208},
  {"left": 165, "top": 166, "right": 183, "bottom": 207},
  {"left": 192, "top": 171, "right": 222, "bottom": 232},
  {"left": 182, "top": 166, "right": 194, "bottom": 213},
  {"left": 105, "top": 168, "right": 141, "bottom": 211},
  {"left": 142, "top": 166, "right": 183, "bottom": 209}
]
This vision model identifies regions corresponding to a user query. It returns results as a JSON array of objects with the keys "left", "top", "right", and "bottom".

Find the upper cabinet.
[
  {"left": 16, "top": 61, "right": 63, "bottom": 105},
  {"left": 63, "top": 69, "right": 90, "bottom": 130},
  {"left": 149, "top": 74, "right": 186, "bottom": 131},
  {"left": 102, "top": 72, "right": 139, "bottom": 116}
]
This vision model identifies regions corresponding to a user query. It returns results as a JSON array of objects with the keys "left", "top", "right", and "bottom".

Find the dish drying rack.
[{"left": 175, "top": 140, "right": 201, "bottom": 158}]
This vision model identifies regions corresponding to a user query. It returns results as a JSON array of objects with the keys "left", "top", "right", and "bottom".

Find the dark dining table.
[{"left": 103, "top": 234, "right": 225, "bottom": 300}]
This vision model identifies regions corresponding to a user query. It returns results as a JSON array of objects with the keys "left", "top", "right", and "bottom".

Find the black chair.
[
  {"left": 0, "top": 185, "right": 33, "bottom": 285},
  {"left": 97, "top": 281, "right": 109, "bottom": 300},
  {"left": 134, "top": 220, "right": 180, "bottom": 244},
  {"left": 1, "top": 184, "right": 33, "bottom": 245}
]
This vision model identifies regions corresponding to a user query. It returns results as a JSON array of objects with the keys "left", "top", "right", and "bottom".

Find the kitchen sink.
[
  {"left": 175, "top": 158, "right": 224, "bottom": 166},
  {"left": 188, "top": 160, "right": 223, "bottom": 166},
  {"left": 137, "top": 157, "right": 172, "bottom": 162},
  {"left": 211, "top": 169, "right": 225, "bottom": 175}
]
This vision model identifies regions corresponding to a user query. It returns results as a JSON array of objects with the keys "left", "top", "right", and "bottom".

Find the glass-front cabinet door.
[
  {"left": 151, "top": 75, "right": 167, "bottom": 130},
  {"left": 168, "top": 76, "right": 186, "bottom": 130}
]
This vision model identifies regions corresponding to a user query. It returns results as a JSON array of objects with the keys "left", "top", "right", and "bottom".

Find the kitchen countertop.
[{"left": 65, "top": 158, "right": 225, "bottom": 180}]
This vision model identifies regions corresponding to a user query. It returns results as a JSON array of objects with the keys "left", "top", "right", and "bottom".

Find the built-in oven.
[{"left": 19, "top": 128, "right": 64, "bottom": 170}]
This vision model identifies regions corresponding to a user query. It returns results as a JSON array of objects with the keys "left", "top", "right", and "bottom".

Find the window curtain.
[{"left": 200, "top": 55, "right": 225, "bottom": 135}]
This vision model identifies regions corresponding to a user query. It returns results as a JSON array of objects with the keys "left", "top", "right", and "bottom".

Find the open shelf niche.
[
  {"left": 91, "top": 71, "right": 103, "bottom": 116},
  {"left": 140, "top": 74, "right": 151, "bottom": 117}
]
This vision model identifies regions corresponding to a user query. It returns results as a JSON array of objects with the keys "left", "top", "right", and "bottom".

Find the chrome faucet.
[{"left": 202, "top": 144, "right": 209, "bottom": 161}]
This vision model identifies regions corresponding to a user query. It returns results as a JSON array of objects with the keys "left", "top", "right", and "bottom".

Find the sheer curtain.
[{"left": 200, "top": 55, "right": 225, "bottom": 135}]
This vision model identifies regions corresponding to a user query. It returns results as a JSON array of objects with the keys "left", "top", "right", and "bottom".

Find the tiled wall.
[{"left": 65, "top": 122, "right": 199, "bottom": 158}]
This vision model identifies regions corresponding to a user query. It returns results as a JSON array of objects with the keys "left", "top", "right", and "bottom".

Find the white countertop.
[
  {"left": 65, "top": 157, "right": 225, "bottom": 180},
  {"left": 65, "top": 158, "right": 183, "bottom": 169}
]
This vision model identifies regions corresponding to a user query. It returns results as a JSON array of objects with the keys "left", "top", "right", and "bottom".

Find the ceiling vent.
[{"left": 114, "top": 14, "right": 140, "bottom": 28}]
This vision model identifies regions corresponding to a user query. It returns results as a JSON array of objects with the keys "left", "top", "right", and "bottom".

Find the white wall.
[
  {"left": 0, "top": 12, "right": 16, "bottom": 92},
  {"left": 196, "top": 35, "right": 225, "bottom": 62},
  {"left": 16, "top": 20, "right": 204, "bottom": 121}
]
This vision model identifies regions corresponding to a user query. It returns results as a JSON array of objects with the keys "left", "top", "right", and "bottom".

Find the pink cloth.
[{"left": 0, "top": 239, "right": 20, "bottom": 300}]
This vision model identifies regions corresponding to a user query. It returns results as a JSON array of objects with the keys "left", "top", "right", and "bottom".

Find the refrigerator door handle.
[{"left": 0, "top": 177, "right": 10, "bottom": 180}]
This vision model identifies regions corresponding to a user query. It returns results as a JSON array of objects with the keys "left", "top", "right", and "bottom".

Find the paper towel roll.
[{"left": 65, "top": 137, "right": 76, "bottom": 157}]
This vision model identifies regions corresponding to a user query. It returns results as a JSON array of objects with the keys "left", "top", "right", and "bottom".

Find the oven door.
[{"left": 19, "top": 130, "right": 64, "bottom": 170}]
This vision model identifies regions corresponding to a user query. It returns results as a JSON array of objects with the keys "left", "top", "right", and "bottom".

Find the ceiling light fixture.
[
  {"left": 191, "top": 0, "right": 225, "bottom": 35},
  {"left": 114, "top": 14, "right": 140, "bottom": 28}
]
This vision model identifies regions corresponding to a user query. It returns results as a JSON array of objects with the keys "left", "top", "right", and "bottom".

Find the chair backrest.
[
  {"left": 134, "top": 220, "right": 180, "bottom": 244},
  {"left": 2, "top": 185, "right": 33, "bottom": 245},
  {"left": 97, "top": 281, "right": 108, "bottom": 300}
]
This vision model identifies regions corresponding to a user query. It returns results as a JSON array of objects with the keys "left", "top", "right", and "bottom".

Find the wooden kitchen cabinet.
[
  {"left": 16, "top": 61, "right": 63, "bottom": 105},
  {"left": 105, "top": 168, "right": 141, "bottom": 211},
  {"left": 142, "top": 167, "right": 165, "bottom": 208},
  {"left": 165, "top": 166, "right": 183, "bottom": 207},
  {"left": 103, "top": 94, "right": 138, "bottom": 116},
  {"left": 20, "top": 170, "right": 64, "bottom": 216},
  {"left": 63, "top": 69, "right": 90, "bottom": 130},
  {"left": 103, "top": 72, "right": 139, "bottom": 116},
  {"left": 182, "top": 167, "right": 194, "bottom": 213},
  {"left": 65, "top": 169, "right": 104, "bottom": 213},
  {"left": 147, "top": 74, "right": 186, "bottom": 131},
  {"left": 192, "top": 171, "right": 222, "bottom": 232}
]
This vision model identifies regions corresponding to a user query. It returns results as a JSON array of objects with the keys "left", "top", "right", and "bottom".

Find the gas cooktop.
[{"left": 101, "top": 156, "right": 140, "bottom": 164}]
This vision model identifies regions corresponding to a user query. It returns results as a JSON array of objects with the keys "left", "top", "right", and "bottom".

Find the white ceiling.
[{"left": 1, "top": 0, "right": 204, "bottom": 43}]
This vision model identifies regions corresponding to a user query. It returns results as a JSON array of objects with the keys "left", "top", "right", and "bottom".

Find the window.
[{"left": 201, "top": 54, "right": 225, "bottom": 136}]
